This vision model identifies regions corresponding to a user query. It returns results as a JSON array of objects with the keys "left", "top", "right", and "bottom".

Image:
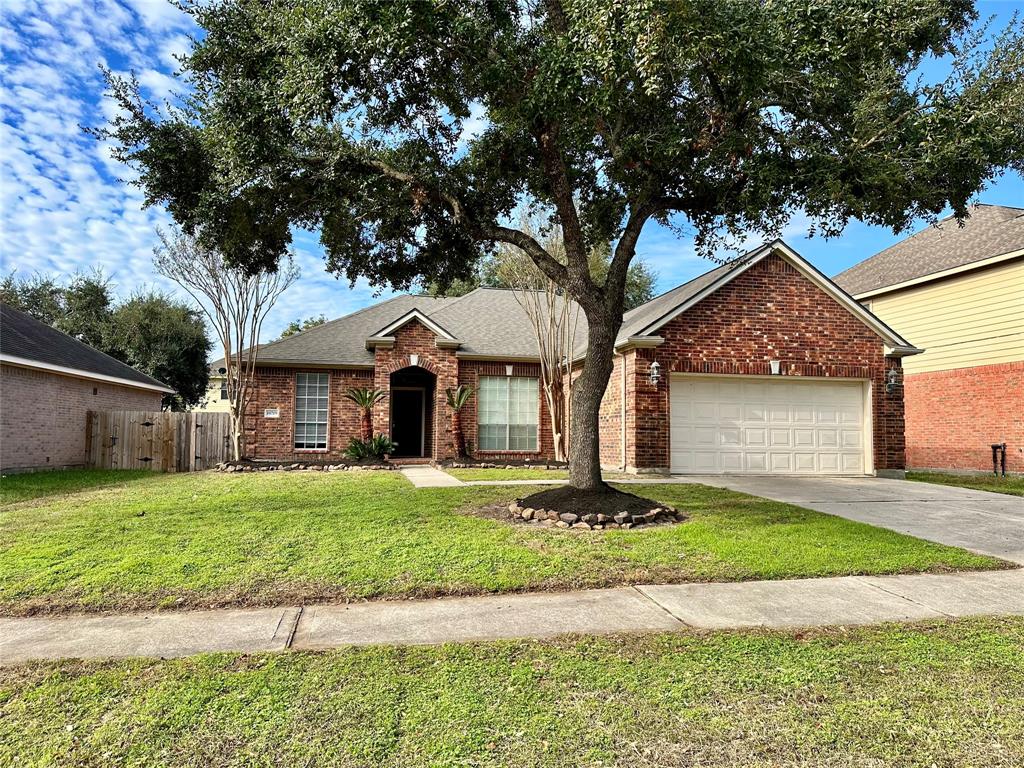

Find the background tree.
[
  {"left": 278, "top": 314, "right": 327, "bottom": 339},
  {"left": 424, "top": 246, "right": 657, "bottom": 311},
  {"left": 101, "top": 0, "right": 1024, "bottom": 494},
  {"left": 154, "top": 227, "right": 298, "bottom": 459},
  {"left": 106, "top": 294, "right": 212, "bottom": 410},
  {"left": 1, "top": 270, "right": 210, "bottom": 409}
]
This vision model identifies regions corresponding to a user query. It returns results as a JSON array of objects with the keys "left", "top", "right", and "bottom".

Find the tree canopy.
[
  {"left": 278, "top": 315, "right": 327, "bottom": 339},
  {"left": 99, "top": 0, "right": 1024, "bottom": 489},
  {"left": 425, "top": 243, "right": 657, "bottom": 311}
]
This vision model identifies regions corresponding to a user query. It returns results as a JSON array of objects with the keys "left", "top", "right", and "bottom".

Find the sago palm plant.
[
  {"left": 445, "top": 385, "right": 474, "bottom": 457},
  {"left": 344, "top": 388, "right": 387, "bottom": 441}
]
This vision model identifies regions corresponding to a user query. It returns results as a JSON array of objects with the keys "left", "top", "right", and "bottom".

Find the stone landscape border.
[
  {"left": 507, "top": 499, "right": 685, "bottom": 530},
  {"left": 215, "top": 460, "right": 397, "bottom": 473}
]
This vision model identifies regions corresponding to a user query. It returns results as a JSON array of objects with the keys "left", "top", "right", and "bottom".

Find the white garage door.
[{"left": 670, "top": 376, "right": 868, "bottom": 475}]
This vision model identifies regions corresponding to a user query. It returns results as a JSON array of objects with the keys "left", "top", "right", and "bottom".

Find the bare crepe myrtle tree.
[
  {"left": 494, "top": 220, "right": 581, "bottom": 462},
  {"left": 154, "top": 227, "right": 298, "bottom": 459}
]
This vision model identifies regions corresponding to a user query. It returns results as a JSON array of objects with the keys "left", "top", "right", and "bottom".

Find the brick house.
[
  {"left": 835, "top": 204, "right": 1023, "bottom": 474},
  {"left": 240, "top": 240, "right": 919, "bottom": 476},
  {"left": 0, "top": 303, "right": 174, "bottom": 473}
]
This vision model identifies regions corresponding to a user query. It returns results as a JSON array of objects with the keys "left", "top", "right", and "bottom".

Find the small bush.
[{"left": 345, "top": 433, "right": 396, "bottom": 460}]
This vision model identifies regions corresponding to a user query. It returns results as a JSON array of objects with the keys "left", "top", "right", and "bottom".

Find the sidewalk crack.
[
  {"left": 853, "top": 577, "right": 955, "bottom": 619},
  {"left": 632, "top": 586, "right": 691, "bottom": 628},
  {"left": 285, "top": 606, "right": 304, "bottom": 648}
]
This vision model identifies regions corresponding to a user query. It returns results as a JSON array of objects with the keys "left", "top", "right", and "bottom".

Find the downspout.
[{"left": 620, "top": 351, "right": 627, "bottom": 472}]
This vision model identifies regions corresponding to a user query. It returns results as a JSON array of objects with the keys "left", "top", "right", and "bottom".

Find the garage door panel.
[{"left": 671, "top": 376, "right": 867, "bottom": 475}]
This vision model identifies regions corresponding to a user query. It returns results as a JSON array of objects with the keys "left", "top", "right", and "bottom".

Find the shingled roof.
[
  {"left": 0, "top": 303, "right": 173, "bottom": 392},
  {"left": 242, "top": 238, "right": 916, "bottom": 369},
  {"left": 833, "top": 204, "right": 1024, "bottom": 297}
]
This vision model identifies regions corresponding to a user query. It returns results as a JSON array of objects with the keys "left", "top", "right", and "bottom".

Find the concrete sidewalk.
[
  {"left": 400, "top": 466, "right": 465, "bottom": 487},
  {"left": 2, "top": 569, "right": 1022, "bottom": 665}
]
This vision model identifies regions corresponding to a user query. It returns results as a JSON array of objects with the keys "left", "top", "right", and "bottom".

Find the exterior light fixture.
[
  {"left": 886, "top": 368, "right": 899, "bottom": 394},
  {"left": 769, "top": 359, "right": 782, "bottom": 375},
  {"left": 649, "top": 360, "right": 661, "bottom": 386}
]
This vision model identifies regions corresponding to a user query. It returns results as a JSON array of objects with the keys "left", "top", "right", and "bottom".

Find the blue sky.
[{"left": 2, "top": 1, "right": 1021, "bottom": 341}]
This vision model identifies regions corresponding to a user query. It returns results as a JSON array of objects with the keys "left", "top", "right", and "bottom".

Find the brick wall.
[
  {"left": 373, "top": 320, "right": 460, "bottom": 459},
  {"left": 244, "top": 366, "right": 373, "bottom": 459},
  {"left": 905, "top": 361, "right": 1023, "bottom": 473},
  {"left": 618, "top": 254, "right": 905, "bottom": 472},
  {"left": 1, "top": 363, "right": 162, "bottom": 472}
]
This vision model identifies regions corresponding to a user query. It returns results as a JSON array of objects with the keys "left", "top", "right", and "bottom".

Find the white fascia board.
[
  {"left": 614, "top": 335, "right": 665, "bottom": 351},
  {"left": 1, "top": 354, "right": 175, "bottom": 394},
  {"left": 365, "top": 336, "right": 396, "bottom": 350},
  {"left": 373, "top": 309, "right": 458, "bottom": 340},
  {"left": 885, "top": 345, "right": 926, "bottom": 358},
  {"left": 852, "top": 249, "right": 1024, "bottom": 300},
  {"left": 636, "top": 239, "right": 914, "bottom": 350}
]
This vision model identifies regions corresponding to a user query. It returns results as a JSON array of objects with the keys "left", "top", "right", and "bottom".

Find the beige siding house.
[{"left": 835, "top": 204, "right": 1023, "bottom": 473}]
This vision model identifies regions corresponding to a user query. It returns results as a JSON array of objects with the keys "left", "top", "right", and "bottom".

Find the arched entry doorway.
[{"left": 389, "top": 366, "right": 436, "bottom": 457}]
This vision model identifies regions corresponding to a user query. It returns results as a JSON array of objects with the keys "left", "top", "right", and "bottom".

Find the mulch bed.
[{"left": 502, "top": 485, "right": 687, "bottom": 531}]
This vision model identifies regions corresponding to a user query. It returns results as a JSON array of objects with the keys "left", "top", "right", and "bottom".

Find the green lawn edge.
[
  {"left": 907, "top": 470, "right": 1024, "bottom": 497},
  {"left": 2, "top": 617, "right": 1023, "bottom": 767}
]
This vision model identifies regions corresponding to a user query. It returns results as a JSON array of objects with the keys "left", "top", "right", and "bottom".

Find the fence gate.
[{"left": 86, "top": 410, "right": 232, "bottom": 471}]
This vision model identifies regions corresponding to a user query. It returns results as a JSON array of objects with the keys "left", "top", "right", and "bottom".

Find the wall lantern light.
[
  {"left": 885, "top": 368, "right": 899, "bottom": 394},
  {"left": 769, "top": 359, "right": 782, "bottom": 375},
  {"left": 649, "top": 360, "right": 661, "bottom": 386}
]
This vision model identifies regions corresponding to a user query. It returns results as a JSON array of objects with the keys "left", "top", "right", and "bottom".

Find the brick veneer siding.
[
  {"left": 904, "top": 361, "right": 1023, "bottom": 473},
  {"left": 244, "top": 366, "right": 373, "bottom": 459},
  {"left": 1, "top": 363, "right": 162, "bottom": 472},
  {"left": 617, "top": 254, "right": 906, "bottom": 472},
  {"left": 373, "top": 319, "right": 460, "bottom": 459}
]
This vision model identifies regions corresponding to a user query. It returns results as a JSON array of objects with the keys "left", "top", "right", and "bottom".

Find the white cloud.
[{"left": 0, "top": 0, "right": 399, "bottom": 342}]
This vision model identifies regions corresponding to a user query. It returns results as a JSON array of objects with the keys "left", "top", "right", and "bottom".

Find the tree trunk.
[
  {"left": 567, "top": 313, "right": 617, "bottom": 490},
  {"left": 360, "top": 409, "right": 372, "bottom": 441},
  {"left": 229, "top": 411, "right": 243, "bottom": 461},
  {"left": 451, "top": 410, "right": 464, "bottom": 456}
]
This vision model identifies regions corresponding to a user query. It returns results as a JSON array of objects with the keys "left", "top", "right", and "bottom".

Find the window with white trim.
[
  {"left": 294, "top": 372, "right": 329, "bottom": 449},
  {"left": 477, "top": 376, "right": 538, "bottom": 451}
]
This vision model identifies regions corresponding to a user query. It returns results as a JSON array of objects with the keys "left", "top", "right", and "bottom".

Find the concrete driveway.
[{"left": 683, "top": 475, "right": 1024, "bottom": 564}]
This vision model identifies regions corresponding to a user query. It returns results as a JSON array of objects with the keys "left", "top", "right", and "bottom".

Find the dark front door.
[{"left": 390, "top": 389, "right": 424, "bottom": 457}]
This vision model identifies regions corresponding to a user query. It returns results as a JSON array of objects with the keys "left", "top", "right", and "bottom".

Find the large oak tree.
[{"left": 101, "top": 0, "right": 1022, "bottom": 490}]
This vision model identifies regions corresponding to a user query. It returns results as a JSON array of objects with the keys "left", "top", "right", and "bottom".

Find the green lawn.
[
  {"left": 2, "top": 618, "right": 1022, "bottom": 767},
  {"left": 0, "top": 469, "right": 1006, "bottom": 615},
  {"left": 0, "top": 469, "right": 155, "bottom": 505},
  {"left": 907, "top": 470, "right": 1024, "bottom": 497}
]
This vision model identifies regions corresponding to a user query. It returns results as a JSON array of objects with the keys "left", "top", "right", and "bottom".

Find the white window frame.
[
  {"left": 477, "top": 376, "right": 539, "bottom": 452},
  {"left": 294, "top": 372, "right": 330, "bottom": 450}
]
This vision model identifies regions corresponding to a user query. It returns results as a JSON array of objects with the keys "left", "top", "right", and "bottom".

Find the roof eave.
[
  {"left": 614, "top": 335, "right": 665, "bottom": 352},
  {"left": 0, "top": 354, "right": 175, "bottom": 394},
  {"left": 851, "top": 248, "right": 1024, "bottom": 300}
]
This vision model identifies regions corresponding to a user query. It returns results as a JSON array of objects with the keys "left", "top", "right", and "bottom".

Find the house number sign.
[{"left": 264, "top": 408, "right": 280, "bottom": 418}]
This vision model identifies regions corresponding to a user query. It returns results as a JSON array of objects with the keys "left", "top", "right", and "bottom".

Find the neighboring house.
[
  {"left": 239, "top": 240, "right": 919, "bottom": 477},
  {"left": 0, "top": 303, "right": 174, "bottom": 473},
  {"left": 834, "top": 204, "right": 1023, "bottom": 474},
  {"left": 195, "top": 365, "right": 232, "bottom": 413}
]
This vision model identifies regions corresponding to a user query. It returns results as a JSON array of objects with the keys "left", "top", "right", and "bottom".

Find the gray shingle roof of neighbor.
[
  {"left": 833, "top": 204, "right": 1024, "bottom": 296},
  {"left": 0, "top": 302, "right": 173, "bottom": 391}
]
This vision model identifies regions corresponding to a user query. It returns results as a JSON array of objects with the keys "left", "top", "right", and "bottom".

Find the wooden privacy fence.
[{"left": 86, "top": 410, "right": 232, "bottom": 472}]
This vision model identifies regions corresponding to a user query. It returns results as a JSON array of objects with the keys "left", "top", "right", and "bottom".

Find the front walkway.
[{"left": 3, "top": 569, "right": 1022, "bottom": 665}]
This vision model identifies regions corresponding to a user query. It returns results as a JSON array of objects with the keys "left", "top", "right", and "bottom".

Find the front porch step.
[{"left": 389, "top": 457, "right": 433, "bottom": 465}]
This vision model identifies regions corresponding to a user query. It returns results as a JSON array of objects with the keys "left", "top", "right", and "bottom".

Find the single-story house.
[
  {"left": 240, "top": 240, "right": 919, "bottom": 476},
  {"left": 834, "top": 203, "right": 1022, "bottom": 474},
  {"left": 0, "top": 303, "right": 174, "bottom": 473}
]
